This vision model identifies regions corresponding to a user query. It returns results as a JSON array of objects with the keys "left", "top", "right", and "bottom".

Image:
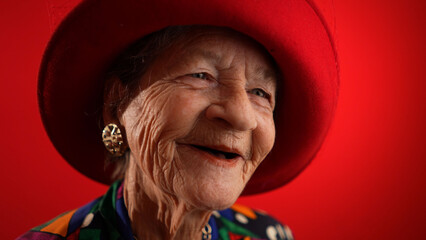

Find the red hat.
[{"left": 39, "top": 0, "right": 339, "bottom": 195}]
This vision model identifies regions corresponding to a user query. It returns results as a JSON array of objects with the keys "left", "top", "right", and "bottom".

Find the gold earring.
[{"left": 102, "top": 123, "right": 126, "bottom": 157}]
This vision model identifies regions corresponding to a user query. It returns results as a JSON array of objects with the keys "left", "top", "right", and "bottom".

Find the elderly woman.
[{"left": 18, "top": 0, "right": 338, "bottom": 239}]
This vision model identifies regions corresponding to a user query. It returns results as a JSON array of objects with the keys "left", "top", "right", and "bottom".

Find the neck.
[{"left": 124, "top": 159, "right": 212, "bottom": 240}]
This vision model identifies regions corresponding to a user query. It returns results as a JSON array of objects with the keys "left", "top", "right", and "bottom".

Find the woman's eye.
[
  {"left": 249, "top": 88, "right": 270, "bottom": 99},
  {"left": 190, "top": 72, "right": 209, "bottom": 80}
]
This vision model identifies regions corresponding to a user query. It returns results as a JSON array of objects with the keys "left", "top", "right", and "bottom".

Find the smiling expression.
[{"left": 120, "top": 27, "right": 277, "bottom": 210}]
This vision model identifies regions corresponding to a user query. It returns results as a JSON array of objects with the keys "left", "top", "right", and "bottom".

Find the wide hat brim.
[{"left": 39, "top": 0, "right": 339, "bottom": 195}]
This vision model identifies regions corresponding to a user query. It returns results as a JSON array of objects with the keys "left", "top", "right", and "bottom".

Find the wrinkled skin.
[{"left": 107, "top": 27, "right": 277, "bottom": 239}]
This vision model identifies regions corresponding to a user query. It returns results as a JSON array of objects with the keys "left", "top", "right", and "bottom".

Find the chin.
[
  {"left": 181, "top": 178, "right": 245, "bottom": 211},
  {"left": 191, "top": 193, "right": 240, "bottom": 211},
  {"left": 171, "top": 145, "right": 251, "bottom": 210}
]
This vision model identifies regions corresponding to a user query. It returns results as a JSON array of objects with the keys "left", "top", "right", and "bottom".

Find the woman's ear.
[{"left": 103, "top": 76, "right": 127, "bottom": 126}]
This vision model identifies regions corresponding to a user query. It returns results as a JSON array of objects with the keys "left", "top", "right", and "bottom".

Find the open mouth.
[{"left": 191, "top": 145, "right": 240, "bottom": 160}]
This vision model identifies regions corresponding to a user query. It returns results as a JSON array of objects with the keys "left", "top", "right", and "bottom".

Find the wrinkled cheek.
[
  {"left": 242, "top": 159, "right": 259, "bottom": 183},
  {"left": 154, "top": 91, "right": 209, "bottom": 192},
  {"left": 243, "top": 116, "right": 276, "bottom": 182},
  {"left": 122, "top": 83, "right": 182, "bottom": 192},
  {"left": 259, "top": 115, "right": 276, "bottom": 157}
]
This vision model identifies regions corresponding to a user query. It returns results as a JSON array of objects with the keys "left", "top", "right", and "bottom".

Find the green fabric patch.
[
  {"left": 78, "top": 228, "right": 101, "bottom": 240},
  {"left": 219, "top": 227, "right": 231, "bottom": 240},
  {"left": 99, "top": 180, "right": 119, "bottom": 224},
  {"left": 99, "top": 181, "right": 121, "bottom": 239},
  {"left": 220, "top": 217, "right": 259, "bottom": 238}
]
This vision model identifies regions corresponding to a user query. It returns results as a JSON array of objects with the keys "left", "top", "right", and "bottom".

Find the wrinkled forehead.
[{"left": 157, "top": 26, "right": 280, "bottom": 86}]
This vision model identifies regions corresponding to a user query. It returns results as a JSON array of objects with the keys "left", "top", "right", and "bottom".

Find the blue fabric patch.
[
  {"left": 218, "top": 208, "right": 235, "bottom": 221},
  {"left": 208, "top": 214, "right": 219, "bottom": 240},
  {"left": 67, "top": 197, "right": 101, "bottom": 235},
  {"left": 116, "top": 197, "right": 134, "bottom": 240}
]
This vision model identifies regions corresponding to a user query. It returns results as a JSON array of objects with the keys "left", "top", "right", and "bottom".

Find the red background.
[{"left": 1, "top": 0, "right": 425, "bottom": 239}]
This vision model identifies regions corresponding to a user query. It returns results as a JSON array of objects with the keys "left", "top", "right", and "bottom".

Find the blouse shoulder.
[
  {"left": 213, "top": 203, "right": 294, "bottom": 240},
  {"left": 16, "top": 197, "right": 101, "bottom": 240}
]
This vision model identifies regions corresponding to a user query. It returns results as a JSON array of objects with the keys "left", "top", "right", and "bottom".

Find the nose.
[{"left": 205, "top": 87, "right": 257, "bottom": 131}]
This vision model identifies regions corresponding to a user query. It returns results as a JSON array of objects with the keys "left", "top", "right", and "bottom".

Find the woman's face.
[{"left": 121, "top": 27, "right": 277, "bottom": 210}]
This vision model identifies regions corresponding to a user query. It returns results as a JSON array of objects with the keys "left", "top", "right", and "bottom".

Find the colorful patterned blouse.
[{"left": 17, "top": 181, "right": 294, "bottom": 240}]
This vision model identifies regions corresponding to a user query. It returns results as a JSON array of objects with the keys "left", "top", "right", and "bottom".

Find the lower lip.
[{"left": 179, "top": 144, "right": 241, "bottom": 168}]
